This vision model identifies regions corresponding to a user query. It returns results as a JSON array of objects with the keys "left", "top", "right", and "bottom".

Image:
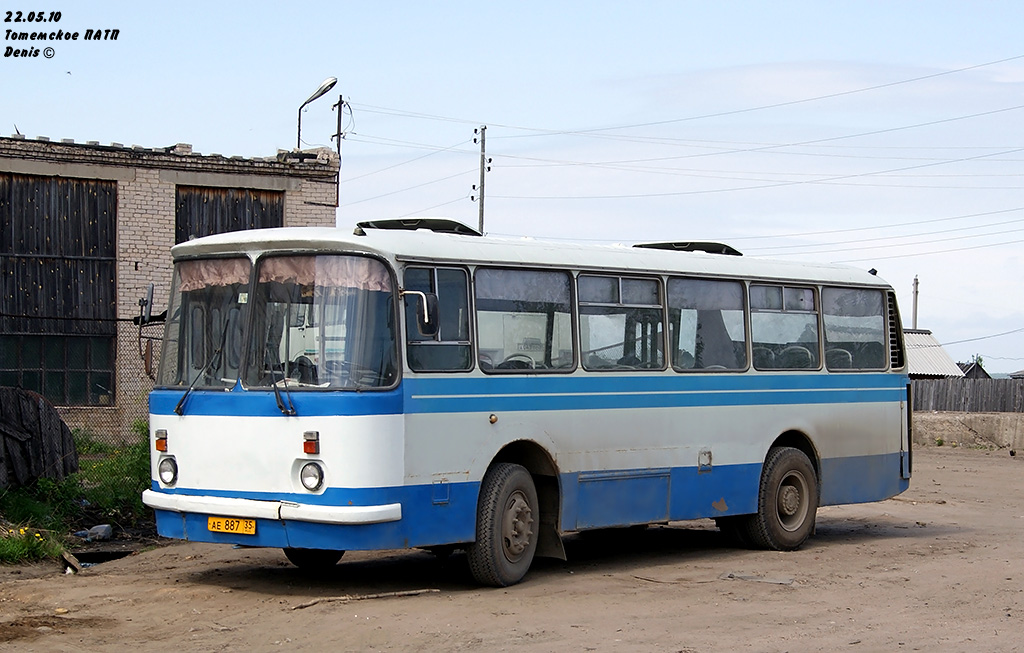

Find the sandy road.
[{"left": 2, "top": 445, "right": 1022, "bottom": 652}]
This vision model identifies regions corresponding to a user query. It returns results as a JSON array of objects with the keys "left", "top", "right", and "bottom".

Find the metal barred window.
[{"left": 0, "top": 173, "right": 117, "bottom": 406}]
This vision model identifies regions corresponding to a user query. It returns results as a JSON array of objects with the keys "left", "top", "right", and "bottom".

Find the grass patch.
[
  {"left": 77, "top": 437, "right": 151, "bottom": 522},
  {"left": 0, "top": 525, "right": 65, "bottom": 563},
  {"left": 1, "top": 420, "right": 152, "bottom": 563},
  {"left": 72, "top": 428, "right": 117, "bottom": 455}
]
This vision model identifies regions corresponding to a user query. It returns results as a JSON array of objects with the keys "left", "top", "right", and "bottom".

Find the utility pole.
[
  {"left": 331, "top": 93, "right": 345, "bottom": 208},
  {"left": 912, "top": 275, "right": 919, "bottom": 329},
  {"left": 473, "top": 125, "right": 490, "bottom": 234}
]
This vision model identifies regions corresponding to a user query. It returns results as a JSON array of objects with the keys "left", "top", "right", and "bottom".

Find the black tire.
[
  {"left": 715, "top": 516, "right": 754, "bottom": 548},
  {"left": 424, "top": 544, "right": 457, "bottom": 559},
  {"left": 744, "top": 447, "right": 818, "bottom": 551},
  {"left": 283, "top": 547, "right": 344, "bottom": 570},
  {"left": 466, "top": 463, "right": 539, "bottom": 587}
]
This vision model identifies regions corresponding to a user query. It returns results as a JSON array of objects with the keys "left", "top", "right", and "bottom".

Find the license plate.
[{"left": 207, "top": 516, "right": 256, "bottom": 535}]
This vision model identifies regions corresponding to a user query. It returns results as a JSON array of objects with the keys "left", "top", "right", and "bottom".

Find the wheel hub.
[
  {"left": 502, "top": 491, "right": 534, "bottom": 561},
  {"left": 779, "top": 485, "right": 801, "bottom": 516}
]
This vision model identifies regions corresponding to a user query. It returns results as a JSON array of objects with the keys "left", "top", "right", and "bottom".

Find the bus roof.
[{"left": 171, "top": 224, "right": 892, "bottom": 288}]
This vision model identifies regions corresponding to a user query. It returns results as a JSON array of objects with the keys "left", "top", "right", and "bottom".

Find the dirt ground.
[{"left": 2, "top": 444, "right": 1022, "bottom": 652}]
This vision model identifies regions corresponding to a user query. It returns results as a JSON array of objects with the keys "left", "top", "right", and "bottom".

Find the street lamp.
[{"left": 296, "top": 76, "right": 337, "bottom": 150}]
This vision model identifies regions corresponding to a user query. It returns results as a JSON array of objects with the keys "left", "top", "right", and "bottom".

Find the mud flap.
[{"left": 536, "top": 520, "right": 567, "bottom": 560}]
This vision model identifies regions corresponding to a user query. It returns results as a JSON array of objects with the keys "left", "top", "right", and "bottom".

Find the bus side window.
[
  {"left": 750, "top": 284, "right": 820, "bottom": 370},
  {"left": 579, "top": 275, "right": 664, "bottom": 371},
  {"left": 667, "top": 278, "right": 747, "bottom": 371},
  {"left": 475, "top": 268, "right": 574, "bottom": 373},
  {"left": 404, "top": 266, "right": 472, "bottom": 372},
  {"left": 822, "top": 287, "right": 887, "bottom": 371}
]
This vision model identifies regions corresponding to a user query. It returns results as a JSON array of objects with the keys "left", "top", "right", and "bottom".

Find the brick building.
[{"left": 0, "top": 135, "right": 339, "bottom": 440}]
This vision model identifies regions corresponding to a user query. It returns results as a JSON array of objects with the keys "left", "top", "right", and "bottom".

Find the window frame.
[
  {"left": 666, "top": 276, "right": 749, "bottom": 373},
  {"left": 749, "top": 283, "right": 822, "bottom": 371},
  {"left": 578, "top": 273, "right": 667, "bottom": 372},
  {"left": 821, "top": 286, "right": 889, "bottom": 372},
  {"left": 241, "top": 252, "right": 400, "bottom": 392},
  {"left": 474, "top": 266, "right": 577, "bottom": 374},
  {"left": 403, "top": 264, "right": 474, "bottom": 373}
]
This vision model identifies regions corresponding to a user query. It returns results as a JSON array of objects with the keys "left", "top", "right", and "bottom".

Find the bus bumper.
[
  {"left": 143, "top": 489, "right": 402, "bottom": 525},
  {"left": 142, "top": 486, "right": 477, "bottom": 550}
]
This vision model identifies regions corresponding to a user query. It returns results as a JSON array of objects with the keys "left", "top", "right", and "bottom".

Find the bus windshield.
[
  {"left": 243, "top": 254, "right": 398, "bottom": 390},
  {"left": 158, "top": 257, "right": 251, "bottom": 389}
]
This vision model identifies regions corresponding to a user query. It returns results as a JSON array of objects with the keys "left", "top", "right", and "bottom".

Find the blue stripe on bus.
[
  {"left": 150, "top": 387, "right": 404, "bottom": 417},
  {"left": 151, "top": 373, "right": 908, "bottom": 417},
  {"left": 151, "top": 452, "right": 908, "bottom": 551}
]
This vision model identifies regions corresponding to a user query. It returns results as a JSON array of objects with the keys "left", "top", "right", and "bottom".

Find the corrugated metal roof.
[{"left": 904, "top": 329, "right": 965, "bottom": 377}]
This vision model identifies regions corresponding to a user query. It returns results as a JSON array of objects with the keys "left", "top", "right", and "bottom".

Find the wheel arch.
[
  {"left": 769, "top": 430, "right": 820, "bottom": 478},
  {"left": 486, "top": 439, "right": 566, "bottom": 561},
  {"left": 492, "top": 438, "right": 559, "bottom": 477},
  {"left": 768, "top": 430, "right": 821, "bottom": 505}
]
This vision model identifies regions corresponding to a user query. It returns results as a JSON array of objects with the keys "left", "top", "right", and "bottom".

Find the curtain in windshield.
[
  {"left": 244, "top": 255, "right": 398, "bottom": 389},
  {"left": 158, "top": 258, "right": 251, "bottom": 388}
]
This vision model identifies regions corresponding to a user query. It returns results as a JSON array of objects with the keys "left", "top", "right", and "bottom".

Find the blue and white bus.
[{"left": 143, "top": 219, "right": 911, "bottom": 586}]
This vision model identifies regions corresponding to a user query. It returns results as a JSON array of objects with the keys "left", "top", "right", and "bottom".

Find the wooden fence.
[{"left": 912, "top": 378, "right": 1024, "bottom": 413}]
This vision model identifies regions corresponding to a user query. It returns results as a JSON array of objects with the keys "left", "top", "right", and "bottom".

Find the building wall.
[{"left": 0, "top": 137, "right": 339, "bottom": 441}]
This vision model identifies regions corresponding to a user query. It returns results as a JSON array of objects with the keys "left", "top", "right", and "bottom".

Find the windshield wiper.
[
  {"left": 265, "top": 349, "right": 297, "bottom": 416},
  {"left": 175, "top": 317, "right": 232, "bottom": 416}
]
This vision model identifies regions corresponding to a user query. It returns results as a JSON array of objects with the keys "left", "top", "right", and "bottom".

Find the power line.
[
  {"left": 491, "top": 144, "right": 1024, "bottom": 200},
  {"left": 754, "top": 223, "right": 1024, "bottom": 258},
  {"left": 746, "top": 212, "right": 1024, "bottom": 254},
  {"left": 339, "top": 138, "right": 473, "bottom": 184},
  {"left": 344, "top": 133, "right": 477, "bottom": 155},
  {"left": 731, "top": 206, "right": 1024, "bottom": 242},
  {"left": 528, "top": 55, "right": 1024, "bottom": 137},
  {"left": 834, "top": 236, "right": 1024, "bottom": 262},
  {"left": 977, "top": 355, "right": 1024, "bottom": 362},
  {"left": 399, "top": 196, "right": 468, "bottom": 217},
  {"left": 350, "top": 54, "right": 1024, "bottom": 142},
  {"left": 338, "top": 168, "right": 477, "bottom": 207},
  {"left": 941, "top": 327, "right": 1024, "bottom": 347}
]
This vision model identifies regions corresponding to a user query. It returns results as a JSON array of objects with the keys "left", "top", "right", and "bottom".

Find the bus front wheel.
[
  {"left": 467, "top": 462, "right": 539, "bottom": 587},
  {"left": 283, "top": 547, "right": 344, "bottom": 570},
  {"left": 746, "top": 447, "right": 818, "bottom": 551}
]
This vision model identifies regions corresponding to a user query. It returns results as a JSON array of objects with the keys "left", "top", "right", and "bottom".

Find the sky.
[{"left": 4, "top": 1, "right": 1024, "bottom": 372}]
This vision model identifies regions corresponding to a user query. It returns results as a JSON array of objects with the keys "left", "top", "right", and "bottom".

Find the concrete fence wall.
[{"left": 913, "top": 411, "right": 1024, "bottom": 451}]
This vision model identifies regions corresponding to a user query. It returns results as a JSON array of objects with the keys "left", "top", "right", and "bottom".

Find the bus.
[{"left": 142, "top": 218, "right": 912, "bottom": 587}]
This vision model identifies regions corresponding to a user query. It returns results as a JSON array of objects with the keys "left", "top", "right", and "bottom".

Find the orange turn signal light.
[
  {"left": 303, "top": 431, "right": 320, "bottom": 455},
  {"left": 155, "top": 429, "right": 168, "bottom": 452}
]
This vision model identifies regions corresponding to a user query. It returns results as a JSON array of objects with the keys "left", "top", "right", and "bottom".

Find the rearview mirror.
[{"left": 402, "top": 290, "right": 439, "bottom": 337}]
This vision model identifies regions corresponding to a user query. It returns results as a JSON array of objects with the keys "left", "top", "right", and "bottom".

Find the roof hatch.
[
  {"left": 353, "top": 218, "right": 482, "bottom": 236},
  {"left": 633, "top": 241, "right": 742, "bottom": 256}
]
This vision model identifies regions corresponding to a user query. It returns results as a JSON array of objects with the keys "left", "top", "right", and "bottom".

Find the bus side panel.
[
  {"left": 819, "top": 453, "right": 909, "bottom": 506},
  {"left": 575, "top": 468, "right": 671, "bottom": 528},
  {"left": 403, "top": 374, "right": 909, "bottom": 531},
  {"left": 812, "top": 392, "right": 910, "bottom": 506},
  {"left": 560, "top": 462, "right": 763, "bottom": 530},
  {"left": 668, "top": 462, "right": 762, "bottom": 520}
]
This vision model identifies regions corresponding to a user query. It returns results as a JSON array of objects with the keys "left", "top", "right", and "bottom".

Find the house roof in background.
[{"left": 904, "top": 329, "right": 966, "bottom": 378}]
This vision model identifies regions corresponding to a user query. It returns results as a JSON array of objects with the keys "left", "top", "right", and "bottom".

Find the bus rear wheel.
[
  {"left": 283, "top": 547, "right": 344, "bottom": 570},
  {"left": 467, "top": 462, "right": 538, "bottom": 587},
  {"left": 745, "top": 447, "right": 818, "bottom": 551}
]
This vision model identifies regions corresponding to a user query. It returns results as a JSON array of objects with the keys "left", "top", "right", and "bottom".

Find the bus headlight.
[
  {"left": 158, "top": 457, "right": 178, "bottom": 486},
  {"left": 299, "top": 462, "right": 324, "bottom": 491}
]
